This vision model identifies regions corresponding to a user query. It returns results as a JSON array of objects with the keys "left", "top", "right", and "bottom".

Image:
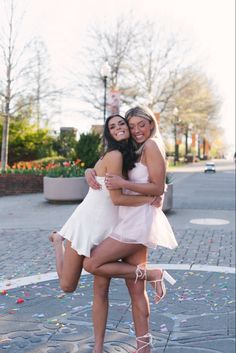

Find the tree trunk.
[
  {"left": 197, "top": 135, "right": 201, "bottom": 159},
  {"left": 203, "top": 138, "right": 206, "bottom": 156},
  {"left": 185, "top": 127, "right": 188, "bottom": 156},
  {"left": 1, "top": 114, "right": 10, "bottom": 170}
]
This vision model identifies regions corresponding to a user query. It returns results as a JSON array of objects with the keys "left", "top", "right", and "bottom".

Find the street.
[{"left": 0, "top": 159, "right": 235, "bottom": 352}]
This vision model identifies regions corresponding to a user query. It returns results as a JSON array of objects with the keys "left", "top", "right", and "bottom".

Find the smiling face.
[
  {"left": 128, "top": 116, "right": 154, "bottom": 144},
  {"left": 108, "top": 116, "right": 130, "bottom": 141}
]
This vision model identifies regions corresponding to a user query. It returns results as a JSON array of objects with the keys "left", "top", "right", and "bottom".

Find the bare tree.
[
  {"left": 0, "top": 0, "right": 35, "bottom": 169},
  {"left": 130, "top": 23, "right": 191, "bottom": 113},
  {"left": 0, "top": 0, "right": 18, "bottom": 169},
  {"left": 0, "top": 1, "right": 61, "bottom": 169},
  {"left": 72, "top": 15, "right": 142, "bottom": 118},
  {"left": 164, "top": 70, "right": 221, "bottom": 155},
  {"left": 73, "top": 17, "right": 192, "bottom": 121},
  {"left": 26, "top": 37, "right": 61, "bottom": 128}
]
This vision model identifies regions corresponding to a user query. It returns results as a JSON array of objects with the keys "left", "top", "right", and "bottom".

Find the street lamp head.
[{"left": 101, "top": 61, "right": 111, "bottom": 78}]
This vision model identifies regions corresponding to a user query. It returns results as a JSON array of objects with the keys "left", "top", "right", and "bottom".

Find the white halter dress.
[{"left": 109, "top": 162, "right": 178, "bottom": 250}]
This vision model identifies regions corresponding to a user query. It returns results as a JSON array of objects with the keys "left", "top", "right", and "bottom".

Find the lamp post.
[
  {"left": 100, "top": 61, "right": 111, "bottom": 125},
  {"left": 184, "top": 122, "right": 193, "bottom": 159},
  {"left": 173, "top": 107, "right": 179, "bottom": 166}
]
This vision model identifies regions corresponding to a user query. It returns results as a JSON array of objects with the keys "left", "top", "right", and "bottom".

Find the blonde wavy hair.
[{"left": 125, "top": 106, "right": 165, "bottom": 157}]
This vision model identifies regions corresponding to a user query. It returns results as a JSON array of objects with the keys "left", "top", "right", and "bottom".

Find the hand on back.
[
  {"left": 105, "top": 174, "right": 125, "bottom": 189},
  {"left": 85, "top": 168, "right": 101, "bottom": 190}
]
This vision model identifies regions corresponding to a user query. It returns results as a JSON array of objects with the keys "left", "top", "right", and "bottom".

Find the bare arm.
[
  {"left": 106, "top": 139, "right": 166, "bottom": 196},
  {"left": 85, "top": 168, "right": 101, "bottom": 190},
  {"left": 105, "top": 151, "right": 155, "bottom": 206}
]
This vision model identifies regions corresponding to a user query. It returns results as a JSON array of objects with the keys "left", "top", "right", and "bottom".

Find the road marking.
[
  {"left": 0, "top": 265, "right": 235, "bottom": 290},
  {"left": 190, "top": 218, "right": 230, "bottom": 225}
]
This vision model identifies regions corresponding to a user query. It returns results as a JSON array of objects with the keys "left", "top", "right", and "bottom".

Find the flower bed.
[
  {"left": 0, "top": 159, "right": 86, "bottom": 197},
  {"left": 3, "top": 159, "right": 86, "bottom": 177}
]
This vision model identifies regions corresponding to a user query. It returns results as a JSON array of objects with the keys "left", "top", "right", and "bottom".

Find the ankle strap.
[
  {"left": 136, "top": 333, "right": 152, "bottom": 352},
  {"left": 135, "top": 263, "right": 147, "bottom": 283}
]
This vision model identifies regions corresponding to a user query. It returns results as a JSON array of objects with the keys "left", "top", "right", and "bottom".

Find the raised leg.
[
  {"left": 83, "top": 237, "right": 174, "bottom": 302},
  {"left": 49, "top": 231, "right": 65, "bottom": 278},
  {"left": 83, "top": 237, "right": 144, "bottom": 277},
  {"left": 83, "top": 237, "right": 161, "bottom": 283},
  {"left": 49, "top": 232, "right": 84, "bottom": 292}
]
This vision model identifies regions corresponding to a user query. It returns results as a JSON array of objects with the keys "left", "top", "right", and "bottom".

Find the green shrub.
[{"left": 76, "top": 132, "right": 102, "bottom": 168}]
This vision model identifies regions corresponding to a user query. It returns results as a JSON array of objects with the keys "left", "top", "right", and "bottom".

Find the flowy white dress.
[{"left": 58, "top": 177, "right": 119, "bottom": 257}]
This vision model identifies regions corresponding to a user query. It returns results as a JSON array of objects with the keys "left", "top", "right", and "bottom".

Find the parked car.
[{"left": 204, "top": 162, "right": 216, "bottom": 173}]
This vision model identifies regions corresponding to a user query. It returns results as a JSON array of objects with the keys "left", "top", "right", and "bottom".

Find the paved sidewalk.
[
  {"left": 0, "top": 271, "right": 235, "bottom": 353},
  {"left": 0, "top": 162, "right": 235, "bottom": 353}
]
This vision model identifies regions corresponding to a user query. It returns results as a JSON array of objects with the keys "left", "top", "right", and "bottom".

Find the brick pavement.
[
  {"left": 0, "top": 224, "right": 235, "bottom": 352},
  {"left": 0, "top": 227, "right": 235, "bottom": 283},
  {"left": 0, "top": 271, "right": 235, "bottom": 353},
  {"left": 0, "top": 162, "right": 235, "bottom": 352}
]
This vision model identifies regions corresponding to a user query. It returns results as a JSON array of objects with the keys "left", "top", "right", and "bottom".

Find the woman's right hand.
[{"left": 85, "top": 169, "right": 101, "bottom": 190}]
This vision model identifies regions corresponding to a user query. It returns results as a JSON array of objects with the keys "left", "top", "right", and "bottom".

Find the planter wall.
[
  {"left": 43, "top": 176, "right": 89, "bottom": 202},
  {"left": 0, "top": 174, "right": 43, "bottom": 196},
  {"left": 43, "top": 177, "right": 173, "bottom": 209},
  {"left": 162, "top": 183, "right": 173, "bottom": 212}
]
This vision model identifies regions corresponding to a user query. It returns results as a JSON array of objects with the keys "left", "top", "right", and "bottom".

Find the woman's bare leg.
[
  {"left": 93, "top": 276, "right": 111, "bottom": 353},
  {"left": 49, "top": 232, "right": 65, "bottom": 278},
  {"left": 83, "top": 237, "right": 143, "bottom": 277},
  {"left": 83, "top": 237, "right": 162, "bottom": 282},
  {"left": 50, "top": 232, "right": 84, "bottom": 292},
  {"left": 124, "top": 249, "right": 151, "bottom": 353}
]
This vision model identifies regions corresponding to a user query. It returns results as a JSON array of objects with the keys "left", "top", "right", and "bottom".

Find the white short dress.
[
  {"left": 110, "top": 162, "right": 178, "bottom": 250},
  {"left": 58, "top": 177, "right": 119, "bottom": 257}
]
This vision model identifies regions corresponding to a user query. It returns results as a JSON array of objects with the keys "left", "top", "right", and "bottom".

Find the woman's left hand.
[
  {"left": 105, "top": 173, "right": 125, "bottom": 189},
  {"left": 150, "top": 195, "right": 163, "bottom": 208}
]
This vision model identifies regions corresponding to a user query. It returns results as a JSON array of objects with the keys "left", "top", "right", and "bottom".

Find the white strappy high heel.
[
  {"left": 135, "top": 264, "right": 176, "bottom": 304},
  {"left": 132, "top": 333, "right": 152, "bottom": 352},
  {"left": 149, "top": 270, "right": 176, "bottom": 304}
]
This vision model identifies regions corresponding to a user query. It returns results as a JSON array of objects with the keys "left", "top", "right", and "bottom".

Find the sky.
[{"left": 1, "top": 0, "right": 235, "bottom": 153}]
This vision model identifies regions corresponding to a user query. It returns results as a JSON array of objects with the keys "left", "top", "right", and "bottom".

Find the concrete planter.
[
  {"left": 162, "top": 183, "right": 173, "bottom": 212},
  {"left": 43, "top": 177, "right": 173, "bottom": 210},
  {"left": 43, "top": 176, "right": 89, "bottom": 202}
]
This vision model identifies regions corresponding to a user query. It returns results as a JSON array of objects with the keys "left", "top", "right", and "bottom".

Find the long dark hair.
[{"left": 103, "top": 114, "right": 137, "bottom": 177}]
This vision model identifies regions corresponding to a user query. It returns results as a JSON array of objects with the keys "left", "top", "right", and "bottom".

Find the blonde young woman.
[
  {"left": 84, "top": 106, "right": 178, "bottom": 353},
  {"left": 49, "top": 114, "right": 163, "bottom": 353}
]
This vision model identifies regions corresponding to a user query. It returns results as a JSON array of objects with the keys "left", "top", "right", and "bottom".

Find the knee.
[
  {"left": 60, "top": 279, "right": 77, "bottom": 293},
  {"left": 126, "top": 279, "right": 145, "bottom": 298},
  {"left": 83, "top": 257, "right": 97, "bottom": 274},
  {"left": 95, "top": 285, "right": 109, "bottom": 300}
]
